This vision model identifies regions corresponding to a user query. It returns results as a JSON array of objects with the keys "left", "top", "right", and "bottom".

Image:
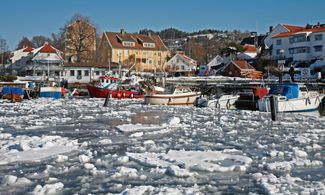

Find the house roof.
[
  {"left": 281, "top": 24, "right": 305, "bottom": 32},
  {"left": 240, "top": 35, "right": 266, "bottom": 47},
  {"left": 243, "top": 45, "right": 257, "bottom": 52},
  {"left": 104, "top": 31, "right": 168, "bottom": 51},
  {"left": 273, "top": 26, "right": 325, "bottom": 38},
  {"left": 23, "top": 47, "right": 34, "bottom": 52},
  {"left": 179, "top": 53, "right": 197, "bottom": 66},
  {"left": 232, "top": 60, "right": 255, "bottom": 70},
  {"left": 64, "top": 62, "right": 119, "bottom": 68},
  {"left": 39, "top": 44, "right": 57, "bottom": 53}
]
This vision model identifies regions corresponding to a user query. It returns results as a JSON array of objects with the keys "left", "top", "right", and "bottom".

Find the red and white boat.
[{"left": 87, "top": 76, "right": 145, "bottom": 98}]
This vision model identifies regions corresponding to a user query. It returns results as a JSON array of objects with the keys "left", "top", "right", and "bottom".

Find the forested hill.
[{"left": 138, "top": 28, "right": 224, "bottom": 40}]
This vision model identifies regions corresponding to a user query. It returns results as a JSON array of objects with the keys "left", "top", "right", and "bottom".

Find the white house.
[
  {"left": 272, "top": 24, "right": 325, "bottom": 62},
  {"left": 8, "top": 44, "right": 64, "bottom": 76},
  {"left": 207, "top": 55, "right": 224, "bottom": 69},
  {"left": 166, "top": 52, "right": 197, "bottom": 76},
  {"left": 63, "top": 62, "right": 119, "bottom": 84},
  {"left": 238, "top": 45, "right": 258, "bottom": 59},
  {"left": 264, "top": 24, "right": 305, "bottom": 49}
]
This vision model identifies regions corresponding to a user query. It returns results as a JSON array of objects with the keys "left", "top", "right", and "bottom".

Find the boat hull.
[
  {"left": 258, "top": 95, "right": 324, "bottom": 112},
  {"left": 40, "top": 87, "right": 62, "bottom": 99},
  {"left": 144, "top": 93, "right": 201, "bottom": 105},
  {"left": 194, "top": 95, "right": 239, "bottom": 108},
  {"left": 87, "top": 84, "right": 144, "bottom": 98}
]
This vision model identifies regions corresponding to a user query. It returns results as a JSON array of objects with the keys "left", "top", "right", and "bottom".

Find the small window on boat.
[
  {"left": 101, "top": 78, "right": 104, "bottom": 83},
  {"left": 106, "top": 79, "right": 109, "bottom": 83}
]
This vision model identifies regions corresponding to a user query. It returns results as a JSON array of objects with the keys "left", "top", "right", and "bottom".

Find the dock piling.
[
  {"left": 270, "top": 96, "right": 278, "bottom": 121},
  {"left": 103, "top": 92, "right": 111, "bottom": 107}
]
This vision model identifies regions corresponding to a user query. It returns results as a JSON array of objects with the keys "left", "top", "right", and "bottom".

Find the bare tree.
[
  {"left": 64, "top": 13, "right": 98, "bottom": 62},
  {"left": 17, "top": 37, "right": 33, "bottom": 49},
  {"left": 51, "top": 31, "right": 65, "bottom": 52},
  {"left": 32, "top": 35, "right": 51, "bottom": 48},
  {"left": 0, "top": 36, "right": 9, "bottom": 71}
]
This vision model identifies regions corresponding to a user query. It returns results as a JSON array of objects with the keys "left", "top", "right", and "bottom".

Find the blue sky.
[{"left": 1, "top": 0, "right": 324, "bottom": 50}]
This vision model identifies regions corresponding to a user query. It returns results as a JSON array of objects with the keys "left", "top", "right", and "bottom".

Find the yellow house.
[{"left": 98, "top": 29, "right": 168, "bottom": 72}]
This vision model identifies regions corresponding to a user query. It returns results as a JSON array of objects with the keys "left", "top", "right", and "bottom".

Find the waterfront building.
[{"left": 98, "top": 29, "right": 168, "bottom": 72}]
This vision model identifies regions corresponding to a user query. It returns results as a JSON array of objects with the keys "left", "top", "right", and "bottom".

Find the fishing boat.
[
  {"left": 194, "top": 93, "right": 239, "bottom": 109},
  {"left": 235, "top": 87, "right": 268, "bottom": 110},
  {"left": 87, "top": 76, "right": 145, "bottom": 98},
  {"left": 258, "top": 84, "right": 324, "bottom": 112},
  {"left": 1, "top": 87, "right": 24, "bottom": 102},
  {"left": 144, "top": 85, "right": 201, "bottom": 105}
]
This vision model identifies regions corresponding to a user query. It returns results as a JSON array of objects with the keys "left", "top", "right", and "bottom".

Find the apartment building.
[{"left": 272, "top": 23, "right": 325, "bottom": 62}]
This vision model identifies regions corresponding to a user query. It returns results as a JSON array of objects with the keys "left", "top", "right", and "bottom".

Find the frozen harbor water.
[{"left": 0, "top": 98, "right": 324, "bottom": 194}]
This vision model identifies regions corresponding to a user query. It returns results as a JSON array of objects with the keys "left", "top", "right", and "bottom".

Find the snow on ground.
[{"left": 0, "top": 98, "right": 324, "bottom": 194}]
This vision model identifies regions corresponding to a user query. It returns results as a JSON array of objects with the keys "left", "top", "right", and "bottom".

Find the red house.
[{"left": 223, "top": 60, "right": 255, "bottom": 77}]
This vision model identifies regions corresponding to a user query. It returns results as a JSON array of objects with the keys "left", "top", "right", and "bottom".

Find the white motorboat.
[
  {"left": 144, "top": 86, "right": 201, "bottom": 105},
  {"left": 258, "top": 84, "right": 324, "bottom": 112},
  {"left": 194, "top": 94, "right": 239, "bottom": 109}
]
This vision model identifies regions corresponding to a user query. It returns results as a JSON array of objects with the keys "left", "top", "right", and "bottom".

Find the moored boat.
[
  {"left": 144, "top": 85, "right": 201, "bottom": 105},
  {"left": 40, "top": 87, "right": 63, "bottom": 99},
  {"left": 258, "top": 84, "right": 324, "bottom": 112},
  {"left": 87, "top": 76, "right": 145, "bottom": 98},
  {"left": 235, "top": 87, "right": 268, "bottom": 110},
  {"left": 194, "top": 94, "right": 239, "bottom": 109},
  {"left": 1, "top": 87, "right": 24, "bottom": 102}
]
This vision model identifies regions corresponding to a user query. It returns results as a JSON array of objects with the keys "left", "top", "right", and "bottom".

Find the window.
[
  {"left": 289, "top": 35, "right": 307, "bottom": 44},
  {"left": 107, "top": 49, "right": 111, "bottom": 57},
  {"left": 118, "top": 50, "right": 122, "bottom": 56},
  {"left": 158, "top": 51, "right": 161, "bottom": 56},
  {"left": 149, "top": 59, "right": 152, "bottom": 64},
  {"left": 149, "top": 51, "right": 153, "bottom": 55},
  {"left": 70, "top": 70, "right": 75, "bottom": 76},
  {"left": 314, "top": 45, "right": 323, "bottom": 52},
  {"left": 158, "top": 60, "right": 161, "bottom": 65},
  {"left": 143, "top": 51, "right": 147, "bottom": 55},
  {"left": 125, "top": 50, "right": 129, "bottom": 56},
  {"left": 276, "top": 49, "right": 282, "bottom": 55},
  {"left": 142, "top": 59, "right": 146, "bottom": 63},
  {"left": 276, "top": 39, "right": 282, "bottom": 45},
  {"left": 135, "top": 50, "right": 138, "bottom": 55},
  {"left": 181, "top": 65, "right": 185, "bottom": 70},
  {"left": 143, "top": 43, "right": 155, "bottom": 48},
  {"left": 84, "top": 70, "right": 89, "bottom": 76},
  {"left": 77, "top": 70, "right": 82, "bottom": 76},
  {"left": 315, "top": 34, "right": 323, "bottom": 41},
  {"left": 96, "top": 71, "right": 100, "bottom": 75},
  {"left": 122, "top": 41, "right": 135, "bottom": 47},
  {"left": 288, "top": 47, "right": 311, "bottom": 54},
  {"left": 102, "top": 71, "right": 105, "bottom": 75}
]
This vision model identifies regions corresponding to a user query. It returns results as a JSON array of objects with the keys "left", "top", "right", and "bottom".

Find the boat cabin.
[
  {"left": 164, "top": 86, "right": 193, "bottom": 95},
  {"left": 98, "top": 76, "right": 118, "bottom": 89},
  {"left": 268, "top": 84, "right": 298, "bottom": 100},
  {"left": 267, "top": 84, "right": 316, "bottom": 99},
  {"left": 238, "top": 87, "right": 268, "bottom": 101}
]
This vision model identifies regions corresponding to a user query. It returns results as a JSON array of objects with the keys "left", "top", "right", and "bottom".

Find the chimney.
[
  {"left": 148, "top": 31, "right": 152, "bottom": 37},
  {"left": 269, "top": 26, "right": 274, "bottom": 33},
  {"left": 121, "top": 29, "right": 126, "bottom": 35},
  {"left": 317, "top": 22, "right": 321, "bottom": 27}
]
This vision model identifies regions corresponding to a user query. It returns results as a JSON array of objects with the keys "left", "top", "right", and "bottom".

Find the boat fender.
[
  {"left": 130, "top": 93, "right": 134, "bottom": 98},
  {"left": 226, "top": 99, "right": 231, "bottom": 109},
  {"left": 306, "top": 97, "right": 311, "bottom": 105},
  {"left": 216, "top": 100, "right": 220, "bottom": 109},
  {"left": 316, "top": 96, "right": 320, "bottom": 104}
]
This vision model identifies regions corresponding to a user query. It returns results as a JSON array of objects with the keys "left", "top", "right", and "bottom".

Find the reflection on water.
[{"left": 131, "top": 112, "right": 169, "bottom": 125}]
